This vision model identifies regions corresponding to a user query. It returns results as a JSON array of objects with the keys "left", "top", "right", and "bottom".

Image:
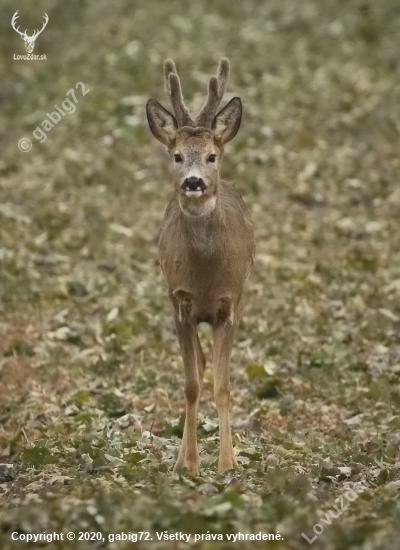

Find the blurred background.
[{"left": 1, "top": 0, "right": 400, "bottom": 548}]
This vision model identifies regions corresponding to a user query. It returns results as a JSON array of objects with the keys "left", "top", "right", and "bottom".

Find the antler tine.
[
  {"left": 164, "top": 58, "right": 176, "bottom": 96},
  {"left": 195, "top": 76, "right": 220, "bottom": 128},
  {"left": 163, "top": 59, "right": 194, "bottom": 128},
  {"left": 195, "top": 58, "right": 230, "bottom": 128},
  {"left": 11, "top": 11, "right": 26, "bottom": 37},
  {"left": 168, "top": 74, "right": 195, "bottom": 127},
  {"left": 31, "top": 13, "right": 49, "bottom": 39},
  {"left": 216, "top": 57, "right": 230, "bottom": 96}
]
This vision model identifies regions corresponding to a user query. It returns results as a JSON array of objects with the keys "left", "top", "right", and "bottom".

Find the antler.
[
  {"left": 164, "top": 59, "right": 194, "bottom": 128},
  {"left": 31, "top": 13, "right": 49, "bottom": 40},
  {"left": 11, "top": 11, "right": 27, "bottom": 38},
  {"left": 195, "top": 58, "right": 230, "bottom": 128}
]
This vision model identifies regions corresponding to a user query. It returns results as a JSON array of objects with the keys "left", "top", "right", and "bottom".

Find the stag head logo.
[{"left": 11, "top": 11, "right": 49, "bottom": 54}]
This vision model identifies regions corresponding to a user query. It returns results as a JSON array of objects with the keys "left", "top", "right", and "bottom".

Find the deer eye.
[
  {"left": 207, "top": 154, "right": 216, "bottom": 163},
  {"left": 174, "top": 154, "right": 183, "bottom": 163}
]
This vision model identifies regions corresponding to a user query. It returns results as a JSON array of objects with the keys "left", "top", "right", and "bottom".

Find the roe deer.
[{"left": 146, "top": 58, "right": 255, "bottom": 474}]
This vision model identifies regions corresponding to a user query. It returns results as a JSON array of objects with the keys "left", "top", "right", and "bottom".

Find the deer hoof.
[
  {"left": 218, "top": 455, "right": 238, "bottom": 473},
  {"left": 173, "top": 458, "right": 200, "bottom": 476}
]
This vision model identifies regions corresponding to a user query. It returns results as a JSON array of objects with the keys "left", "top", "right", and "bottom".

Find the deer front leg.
[
  {"left": 172, "top": 311, "right": 201, "bottom": 475},
  {"left": 212, "top": 319, "right": 238, "bottom": 473}
]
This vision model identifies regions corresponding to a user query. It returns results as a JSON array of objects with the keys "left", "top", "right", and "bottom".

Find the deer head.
[
  {"left": 146, "top": 59, "right": 242, "bottom": 202},
  {"left": 12, "top": 11, "right": 49, "bottom": 54}
]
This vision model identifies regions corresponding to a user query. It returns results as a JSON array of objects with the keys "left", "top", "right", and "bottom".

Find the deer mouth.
[{"left": 185, "top": 189, "right": 203, "bottom": 198}]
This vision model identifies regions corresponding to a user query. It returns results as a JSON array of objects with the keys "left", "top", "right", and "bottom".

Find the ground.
[{"left": 1, "top": 0, "right": 400, "bottom": 548}]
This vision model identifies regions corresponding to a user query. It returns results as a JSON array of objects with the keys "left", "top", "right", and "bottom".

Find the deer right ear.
[
  {"left": 212, "top": 97, "right": 242, "bottom": 145},
  {"left": 146, "top": 99, "right": 177, "bottom": 146}
]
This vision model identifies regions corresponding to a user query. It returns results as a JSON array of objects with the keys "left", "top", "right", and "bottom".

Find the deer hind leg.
[
  {"left": 212, "top": 299, "right": 238, "bottom": 473},
  {"left": 172, "top": 310, "right": 201, "bottom": 475}
]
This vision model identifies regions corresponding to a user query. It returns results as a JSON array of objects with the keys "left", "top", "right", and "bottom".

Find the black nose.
[{"left": 181, "top": 177, "right": 206, "bottom": 192}]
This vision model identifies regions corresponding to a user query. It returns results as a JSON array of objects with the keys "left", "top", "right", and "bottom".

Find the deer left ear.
[
  {"left": 212, "top": 97, "right": 242, "bottom": 145},
  {"left": 146, "top": 99, "right": 177, "bottom": 147}
]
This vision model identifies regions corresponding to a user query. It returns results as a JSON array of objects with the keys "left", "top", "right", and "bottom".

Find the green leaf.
[
  {"left": 22, "top": 446, "right": 59, "bottom": 467},
  {"left": 246, "top": 363, "right": 267, "bottom": 378},
  {"left": 125, "top": 452, "right": 147, "bottom": 464}
]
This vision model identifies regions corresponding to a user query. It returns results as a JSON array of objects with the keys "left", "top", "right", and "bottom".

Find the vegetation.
[{"left": 1, "top": 0, "right": 400, "bottom": 548}]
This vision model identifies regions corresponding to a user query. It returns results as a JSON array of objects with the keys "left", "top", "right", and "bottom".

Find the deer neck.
[
  {"left": 179, "top": 194, "right": 218, "bottom": 219},
  {"left": 178, "top": 187, "right": 222, "bottom": 256}
]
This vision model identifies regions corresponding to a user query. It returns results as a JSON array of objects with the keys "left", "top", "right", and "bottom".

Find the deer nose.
[{"left": 182, "top": 177, "right": 205, "bottom": 192}]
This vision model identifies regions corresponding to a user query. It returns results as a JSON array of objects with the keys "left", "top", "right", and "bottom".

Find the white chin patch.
[{"left": 185, "top": 190, "right": 203, "bottom": 198}]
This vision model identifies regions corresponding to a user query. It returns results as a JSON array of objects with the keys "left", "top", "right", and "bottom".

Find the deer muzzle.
[{"left": 181, "top": 177, "right": 206, "bottom": 198}]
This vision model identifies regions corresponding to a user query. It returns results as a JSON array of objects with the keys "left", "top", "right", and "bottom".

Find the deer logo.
[{"left": 11, "top": 11, "right": 49, "bottom": 54}]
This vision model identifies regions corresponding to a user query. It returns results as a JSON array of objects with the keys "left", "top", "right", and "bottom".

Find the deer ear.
[
  {"left": 146, "top": 99, "right": 177, "bottom": 146},
  {"left": 212, "top": 97, "right": 242, "bottom": 145}
]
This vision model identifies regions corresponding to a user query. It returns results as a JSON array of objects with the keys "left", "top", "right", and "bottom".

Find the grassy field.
[{"left": 1, "top": 0, "right": 400, "bottom": 548}]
